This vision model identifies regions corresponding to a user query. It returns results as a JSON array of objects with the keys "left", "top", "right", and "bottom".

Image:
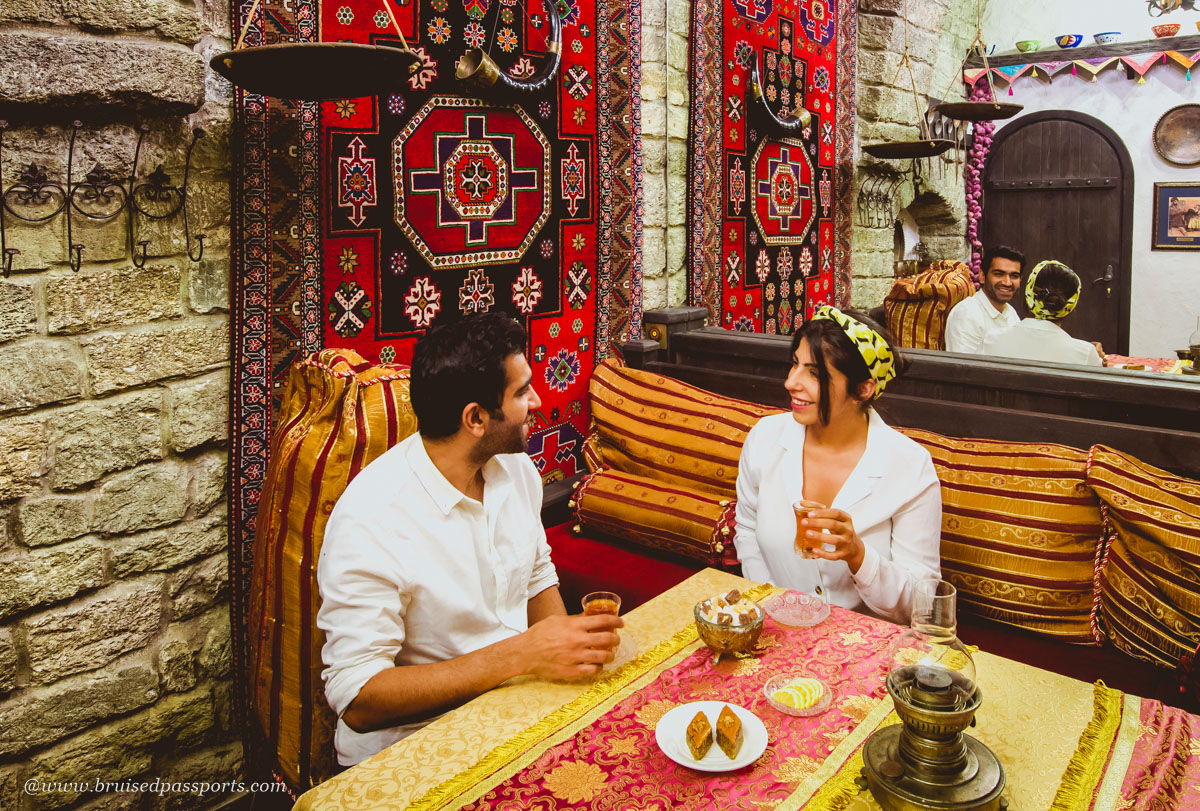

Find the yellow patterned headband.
[
  {"left": 810, "top": 305, "right": 896, "bottom": 398},
  {"left": 1025, "top": 261, "right": 1080, "bottom": 321}
]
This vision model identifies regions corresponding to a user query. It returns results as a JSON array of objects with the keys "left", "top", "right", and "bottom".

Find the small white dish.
[
  {"left": 763, "top": 673, "right": 834, "bottom": 717},
  {"left": 654, "top": 701, "right": 768, "bottom": 772},
  {"left": 762, "top": 590, "right": 831, "bottom": 627}
]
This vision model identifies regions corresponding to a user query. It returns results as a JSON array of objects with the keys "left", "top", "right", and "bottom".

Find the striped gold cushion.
[
  {"left": 249, "top": 349, "right": 418, "bottom": 789},
  {"left": 574, "top": 469, "right": 738, "bottom": 566},
  {"left": 900, "top": 428, "right": 1103, "bottom": 644},
  {"left": 1090, "top": 446, "right": 1200, "bottom": 670},
  {"left": 884, "top": 261, "right": 973, "bottom": 350},
  {"left": 588, "top": 359, "right": 783, "bottom": 499}
]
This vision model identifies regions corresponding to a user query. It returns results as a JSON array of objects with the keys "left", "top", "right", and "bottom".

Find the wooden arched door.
[{"left": 982, "top": 111, "right": 1133, "bottom": 354}]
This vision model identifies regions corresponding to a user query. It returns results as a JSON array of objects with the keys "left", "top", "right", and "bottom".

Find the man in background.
[{"left": 945, "top": 245, "right": 1024, "bottom": 354}]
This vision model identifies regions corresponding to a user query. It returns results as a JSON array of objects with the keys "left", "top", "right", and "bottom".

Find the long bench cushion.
[
  {"left": 900, "top": 428, "right": 1103, "bottom": 645},
  {"left": 587, "top": 358, "right": 782, "bottom": 499},
  {"left": 572, "top": 469, "right": 740, "bottom": 568},
  {"left": 883, "top": 260, "right": 973, "bottom": 351},
  {"left": 250, "top": 349, "right": 418, "bottom": 788},
  {"left": 1090, "top": 445, "right": 1200, "bottom": 672}
]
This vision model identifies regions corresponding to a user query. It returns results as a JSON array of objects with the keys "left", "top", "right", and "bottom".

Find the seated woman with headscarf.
[
  {"left": 734, "top": 306, "right": 942, "bottom": 624},
  {"left": 980, "top": 261, "right": 1102, "bottom": 367}
]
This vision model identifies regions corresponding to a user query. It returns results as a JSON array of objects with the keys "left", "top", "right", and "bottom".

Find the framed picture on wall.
[{"left": 1152, "top": 182, "right": 1200, "bottom": 251}]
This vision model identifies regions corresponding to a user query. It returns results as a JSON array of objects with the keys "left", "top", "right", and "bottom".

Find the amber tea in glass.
[
  {"left": 792, "top": 500, "right": 826, "bottom": 559},
  {"left": 582, "top": 591, "right": 621, "bottom": 616}
]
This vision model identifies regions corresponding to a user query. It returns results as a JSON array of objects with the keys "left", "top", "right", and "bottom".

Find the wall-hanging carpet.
[
  {"left": 687, "top": 0, "right": 856, "bottom": 330},
  {"left": 229, "top": 0, "right": 642, "bottom": 784}
]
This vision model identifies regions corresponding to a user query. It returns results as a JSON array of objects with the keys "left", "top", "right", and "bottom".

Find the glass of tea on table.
[
  {"left": 792, "top": 500, "right": 826, "bottom": 559},
  {"left": 582, "top": 591, "right": 621, "bottom": 616}
]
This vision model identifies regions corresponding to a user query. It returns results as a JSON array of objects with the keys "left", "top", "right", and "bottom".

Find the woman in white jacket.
[{"left": 735, "top": 307, "right": 942, "bottom": 624}]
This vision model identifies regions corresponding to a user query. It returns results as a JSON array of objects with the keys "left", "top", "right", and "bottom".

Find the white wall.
[
  {"left": 989, "top": 67, "right": 1199, "bottom": 356},
  {"left": 983, "top": 1, "right": 1200, "bottom": 51}
]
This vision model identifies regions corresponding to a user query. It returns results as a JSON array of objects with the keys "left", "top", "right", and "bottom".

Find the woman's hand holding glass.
[{"left": 798, "top": 507, "right": 866, "bottom": 574}]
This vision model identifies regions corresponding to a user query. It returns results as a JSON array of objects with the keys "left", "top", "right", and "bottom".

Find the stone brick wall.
[
  {"left": 0, "top": 1, "right": 238, "bottom": 809},
  {"left": 641, "top": 0, "right": 689, "bottom": 310},
  {"left": 852, "top": 0, "right": 985, "bottom": 309}
]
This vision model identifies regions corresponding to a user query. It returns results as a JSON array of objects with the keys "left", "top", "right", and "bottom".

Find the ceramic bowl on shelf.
[
  {"left": 1015, "top": 39, "right": 1040, "bottom": 52},
  {"left": 1055, "top": 34, "right": 1083, "bottom": 49},
  {"left": 1152, "top": 23, "right": 1180, "bottom": 38},
  {"left": 1093, "top": 32, "right": 1121, "bottom": 45}
]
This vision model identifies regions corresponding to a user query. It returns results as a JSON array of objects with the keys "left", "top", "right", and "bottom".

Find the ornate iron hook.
[
  {"left": 456, "top": 0, "right": 562, "bottom": 92},
  {"left": 0, "top": 120, "right": 17, "bottom": 278},
  {"left": 181, "top": 128, "right": 205, "bottom": 263},
  {"left": 65, "top": 121, "right": 84, "bottom": 272}
]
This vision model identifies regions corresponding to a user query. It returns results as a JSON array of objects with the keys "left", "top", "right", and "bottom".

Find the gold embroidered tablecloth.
[{"left": 294, "top": 569, "right": 1095, "bottom": 810}]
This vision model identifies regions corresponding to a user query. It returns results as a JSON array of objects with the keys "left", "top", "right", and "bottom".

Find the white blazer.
[{"left": 734, "top": 410, "right": 942, "bottom": 623}]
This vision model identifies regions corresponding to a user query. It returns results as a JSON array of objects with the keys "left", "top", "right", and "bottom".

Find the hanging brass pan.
[{"left": 210, "top": 42, "right": 421, "bottom": 101}]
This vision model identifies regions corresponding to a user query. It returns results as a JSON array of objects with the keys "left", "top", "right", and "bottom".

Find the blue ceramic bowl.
[
  {"left": 1056, "top": 34, "right": 1083, "bottom": 49},
  {"left": 1093, "top": 32, "right": 1121, "bottom": 45}
]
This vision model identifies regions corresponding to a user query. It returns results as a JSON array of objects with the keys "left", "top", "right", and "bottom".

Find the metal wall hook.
[
  {"left": 180, "top": 128, "right": 205, "bottom": 264},
  {"left": 64, "top": 121, "right": 83, "bottom": 271},
  {"left": 2, "top": 249, "right": 18, "bottom": 278},
  {"left": 131, "top": 239, "right": 150, "bottom": 268},
  {"left": 0, "top": 119, "right": 11, "bottom": 277},
  {"left": 67, "top": 243, "right": 84, "bottom": 272}
]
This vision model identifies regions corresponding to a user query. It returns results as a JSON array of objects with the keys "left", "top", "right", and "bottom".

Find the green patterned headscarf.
[
  {"left": 810, "top": 305, "right": 896, "bottom": 398},
  {"left": 1025, "top": 261, "right": 1080, "bottom": 321}
]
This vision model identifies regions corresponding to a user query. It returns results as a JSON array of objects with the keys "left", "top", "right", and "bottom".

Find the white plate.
[{"left": 654, "top": 701, "right": 769, "bottom": 772}]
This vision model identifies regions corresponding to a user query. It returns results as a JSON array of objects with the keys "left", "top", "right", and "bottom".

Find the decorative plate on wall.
[{"left": 1153, "top": 103, "right": 1200, "bottom": 166}]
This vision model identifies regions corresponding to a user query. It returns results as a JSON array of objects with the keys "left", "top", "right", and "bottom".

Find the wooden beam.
[{"left": 964, "top": 34, "right": 1200, "bottom": 69}]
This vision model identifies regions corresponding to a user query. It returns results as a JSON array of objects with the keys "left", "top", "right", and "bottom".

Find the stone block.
[
  {"left": 643, "top": 228, "right": 666, "bottom": 281},
  {"left": 190, "top": 452, "right": 226, "bottom": 516},
  {"left": 200, "top": 620, "right": 231, "bottom": 679},
  {"left": 24, "top": 577, "right": 163, "bottom": 684},
  {"left": 0, "top": 539, "right": 105, "bottom": 621},
  {"left": 45, "top": 265, "right": 183, "bottom": 335},
  {"left": 49, "top": 390, "right": 162, "bottom": 490},
  {"left": 666, "top": 0, "right": 690, "bottom": 33},
  {"left": 168, "top": 553, "right": 229, "bottom": 621},
  {"left": 642, "top": 134, "right": 666, "bottom": 175},
  {"left": 666, "top": 64, "right": 688, "bottom": 108},
  {"left": 26, "top": 685, "right": 213, "bottom": 809},
  {"left": 77, "top": 791, "right": 144, "bottom": 811},
  {"left": 0, "top": 0, "right": 202, "bottom": 44},
  {"left": 197, "top": 0, "right": 232, "bottom": 39},
  {"left": 0, "top": 662, "right": 159, "bottom": 757},
  {"left": 666, "top": 226, "right": 686, "bottom": 275},
  {"left": 666, "top": 101, "right": 688, "bottom": 140},
  {"left": 0, "top": 340, "right": 86, "bottom": 415},
  {"left": 0, "top": 627, "right": 16, "bottom": 694},
  {"left": 0, "top": 416, "right": 47, "bottom": 501},
  {"left": 642, "top": 24, "right": 666, "bottom": 65},
  {"left": 643, "top": 280, "right": 667, "bottom": 311},
  {"left": 0, "top": 279, "right": 37, "bottom": 345},
  {"left": 167, "top": 373, "right": 228, "bottom": 452},
  {"left": 147, "top": 742, "right": 244, "bottom": 811},
  {"left": 641, "top": 63, "right": 666, "bottom": 105},
  {"left": 111, "top": 507, "right": 227, "bottom": 578},
  {"left": 93, "top": 462, "right": 188, "bottom": 536},
  {"left": 159, "top": 635, "right": 197, "bottom": 694},
  {"left": 852, "top": 275, "right": 897, "bottom": 310},
  {"left": 642, "top": 97, "right": 666, "bottom": 138},
  {"left": 81, "top": 319, "right": 228, "bottom": 395},
  {"left": 0, "top": 764, "right": 22, "bottom": 811},
  {"left": 0, "top": 31, "right": 205, "bottom": 118},
  {"left": 188, "top": 255, "right": 230, "bottom": 314},
  {"left": 14, "top": 494, "right": 92, "bottom": 547},
  {"left": 643, "top": 171, "right": 666, "bottom": 229},
  {"left": 213, "top": 680, "right": 235, "bottom": 739}
]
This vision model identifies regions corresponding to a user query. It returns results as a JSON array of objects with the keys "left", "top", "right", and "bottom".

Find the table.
[
  {"left": 290, "top": 570, "right": 1130, "bottom": 810},
  {"left": 1104, "top": 354, "right": 1186, "bottom": 374}
]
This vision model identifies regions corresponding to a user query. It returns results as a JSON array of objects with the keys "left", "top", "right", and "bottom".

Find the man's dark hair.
[
  {"left": 411, "top": 312, "right": 527, "bottom": 440},
  {"left": 790, "top": 311, "right": 907, "bottom": 425},
  {"left": 982, "top": 245, "right": 1027, "bottom": 275}
]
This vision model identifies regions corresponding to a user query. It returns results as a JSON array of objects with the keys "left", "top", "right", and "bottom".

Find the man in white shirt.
[
  {"left": 944, "top": 245, "right": 1024, "bottom": 353},
  {"left": 317, "top": 313, "right": 622, "bottom": 766}
]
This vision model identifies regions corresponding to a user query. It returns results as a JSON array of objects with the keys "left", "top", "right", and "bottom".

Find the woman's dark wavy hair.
[
  {"left": 1030, "top": 262, "right": 1081, "bottom": 321},
  {"left": 411, "top": 312, "right": 528, "bottom": 439},
  {"left": 789, "top": 311, "right": 906, "bottom": 425}
]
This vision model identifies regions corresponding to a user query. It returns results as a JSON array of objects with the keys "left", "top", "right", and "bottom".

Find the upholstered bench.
[{"left": 549, "top": 358, "right": 1200, "bottom": 711}]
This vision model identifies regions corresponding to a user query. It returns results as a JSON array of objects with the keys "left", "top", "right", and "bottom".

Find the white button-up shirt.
[
  {"left": 980, "top": 318, "right": 1103, "bottom": 367},
  {"left": 317, "top": 432, "right": 558, "bottom": 766},
  {"left": 945, "top": 289, "right": 1020, "bottom": 353},
  {"left": 734, "top": 411, "right": 942, "bottom": 623}
]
